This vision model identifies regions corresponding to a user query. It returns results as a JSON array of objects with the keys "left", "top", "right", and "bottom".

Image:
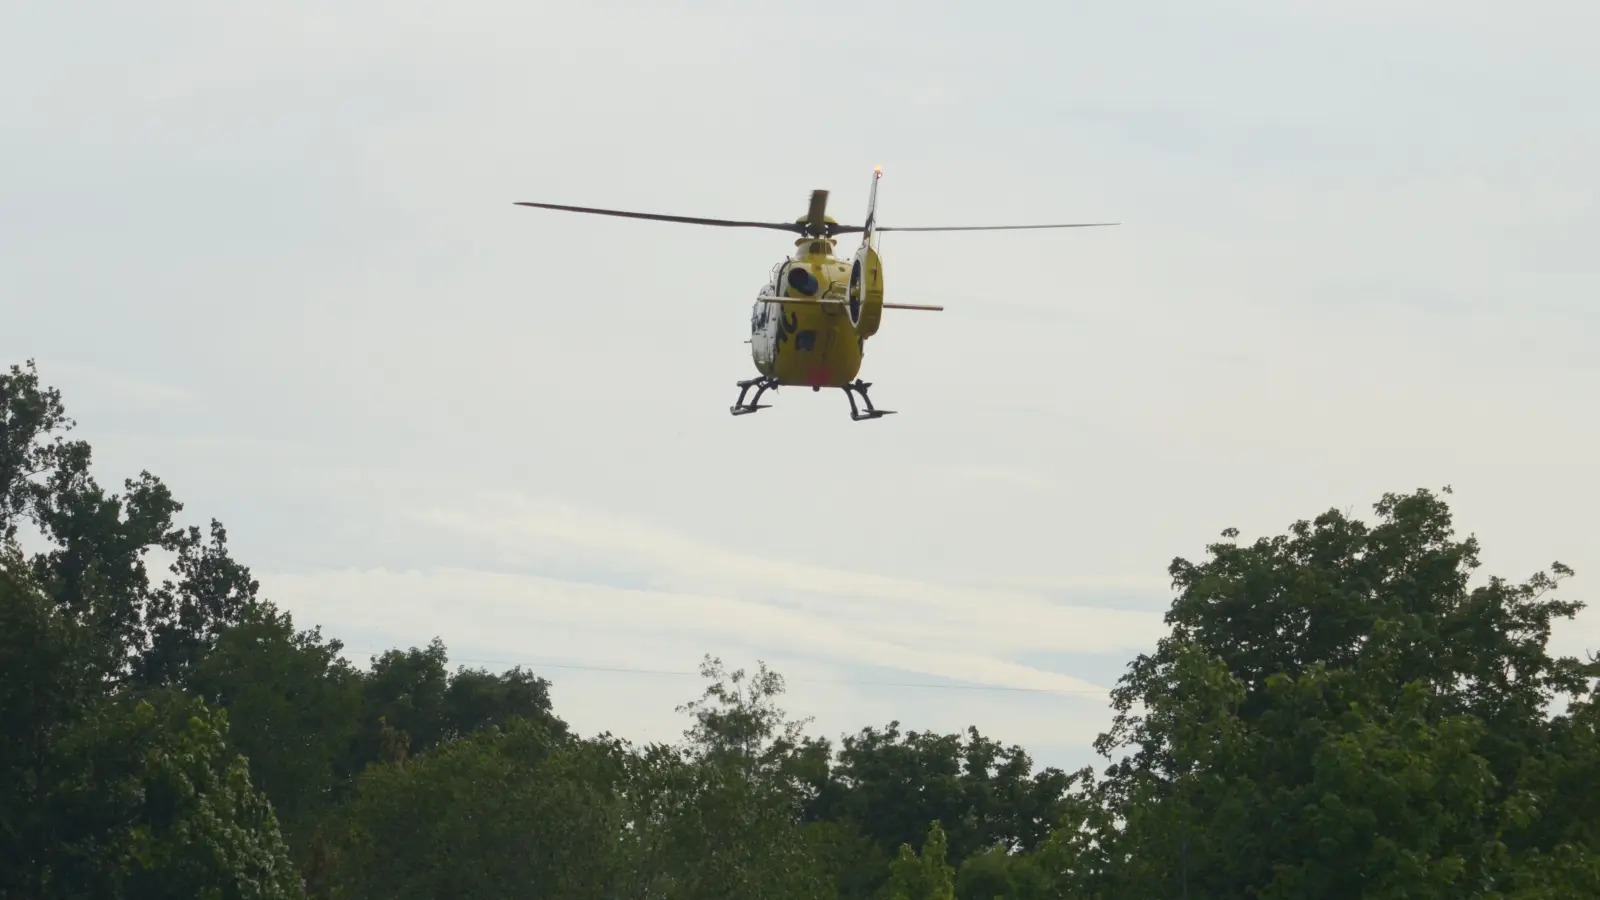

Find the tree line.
[{"left": 3, "top": 357, "right": 1597, "bottom": 899}]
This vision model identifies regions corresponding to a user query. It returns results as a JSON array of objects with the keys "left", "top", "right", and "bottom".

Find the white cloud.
[
  {"left": 253, "top": 489, "right": 1165, "bottom": 762},
  {"left": 409, "top": 493, "right": 1167, "bottom": 654},
  {"left": 264, "top": 564, "right": 1121, "bottom": 694},
  {"left": 260, "top": 560, "right": 1130, "bottom": 762}
]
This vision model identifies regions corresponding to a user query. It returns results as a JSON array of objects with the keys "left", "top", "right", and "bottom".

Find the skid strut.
[
  {"left": 843, "top": 379, "right": 895, "bottom": 421},
  {"left": 730, "top": 377, "right": 779, "bottom": 415}
]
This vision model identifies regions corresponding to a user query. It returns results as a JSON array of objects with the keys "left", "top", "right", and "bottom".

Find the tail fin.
[{"left": 861, "top": 167, "right": 882, "bottom": 246}]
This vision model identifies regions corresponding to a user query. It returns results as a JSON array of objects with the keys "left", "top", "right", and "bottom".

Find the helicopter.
[{"left": 515, "top": 168, "right": 1115, "bottom": 421}]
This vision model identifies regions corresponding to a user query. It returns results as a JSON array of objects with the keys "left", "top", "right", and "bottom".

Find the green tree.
[
  {"left": 817, "top": 723, "right": 1084, "bottom": 874},
  {"left": 677, "top": 654, "right": 812, "bottom": 774},
  {"left": 1, "top": 561, "right": 301, "bottom": 899},
  {"left": 44, "top": 695, "right": 305, "bottom": 900},
  {"left": 953, "top": 842, "right": 1053, "bottom": 900},
  {"left": 345, "top": 638, "right": 567, "bottom": 777},
  {"left": 623, "top": 656, "right": 832, "bottom": 900},
  {"left": 2, "top": 359, "right": 261, "bottom": 689},
  {"left": 887, "top": 821, "right": 955, "bottom": 900},
  {"left": 327, "top": 718, "right": 626, "bottom": 900},
  {"left": 186, "top": 602, "right": 365, "bottom": 853},
  {"left": 0, "top": 561, "right": 117, "bottom": 894},
  {"left": 21, "top": 357, "right": 1600, "bottom": 900},
  {"left": 625, "top": 742, "right": 833, "bottom": 900},
  {"left": 441, "top": 663, "right": 564, "bottom": 740},
  {"left": 1083, "top": 488, "right": 1598, "bottom": 898},
  {"left": 0, "top": 360, "right": 76, "bottom": 543},
  {"left": 668, "top": 657, "right": 1091, "bottom": 900}
]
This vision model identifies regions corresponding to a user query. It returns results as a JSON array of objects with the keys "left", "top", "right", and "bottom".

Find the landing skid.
[
  {"left": 843, "top": 379, "right": 895, "bottom": 421},
  {"left": 730, "top": 377, "right": 778, "bottom": 415},
  {"left": 729, "top": 376, "right": 895, "bottom": 421}
]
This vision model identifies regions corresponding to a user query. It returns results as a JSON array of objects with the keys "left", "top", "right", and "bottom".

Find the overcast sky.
[{"left": 4, "top": 1, "right": 1598, "bottom": 772}]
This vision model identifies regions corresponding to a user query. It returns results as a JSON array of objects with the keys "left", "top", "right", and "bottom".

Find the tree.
[
  {"left": 818, "top": 722, "right": 1085, "bottom": 872},
  {"left": 1, "top": 562, "right": 301, "bottom": 899},
  {"left": 625, "top": 742, "right": 834, "bottom": 900},
  {"left": 185, "top": 601, "right": 365, "bottom": 853},
  {"left": 1085, "top": 488, "right": 1598, "bottom": 898},
  {"left": 2, "top": 359, "right": 261, "bottom": 689},
  {"left": 886, "top": 821, "right": 955, "bottom": 900},
  {"left": 0, "top": 359, "right": 78, "bottom": 544},
  {"left": 620, "top": 655, "right": 832, "bottom": 900},
  {"left": 954, "top": 842, "right": 1054, "bottom": 900},
  {"left": 440, "top": 662, "right": 566, "bottom": 743},
  {"left": 677, "top": 654, "right": 811, "bottom": 775},
  {"left": 0, "top": 560, "right": 116, "bottom": 895},
  {"left": 327, "top": 718, "right": 626, "bottom": 900},
  {"left": 133, "top": 519, "right": 262, "bottom": 688},
  {"left": 44, "top": 695, "right": 306, "bottom": 900},
  {"left": 16, "top": 358, "right": 1598, "bottom": 898},
  {"left": 345, "top": 638, "right": 567, "bottom": 777}
]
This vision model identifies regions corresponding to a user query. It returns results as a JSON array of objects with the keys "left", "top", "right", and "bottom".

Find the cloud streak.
[
  {"left": 261, "top": 490, "right": 1170, "bottom": 705},
  {"left": 411, "top": 493, "right": 1169, "bottom": 652}
]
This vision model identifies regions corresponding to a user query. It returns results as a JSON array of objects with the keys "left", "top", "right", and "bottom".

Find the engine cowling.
[{"left": 846, "top": 244, "right": 884, "bottom": 337}]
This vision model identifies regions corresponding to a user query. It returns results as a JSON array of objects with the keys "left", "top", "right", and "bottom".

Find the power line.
[
  {"left": 797, "top": 676, "right": 1106, "bottom": 695},
  {"left": 341, "top": 647, "right": 1112, "bottom": 695}
]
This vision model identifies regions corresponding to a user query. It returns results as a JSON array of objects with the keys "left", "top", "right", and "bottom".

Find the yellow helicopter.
[{"left": 516, "top": 168, "right": 1115, "bottom": 421}]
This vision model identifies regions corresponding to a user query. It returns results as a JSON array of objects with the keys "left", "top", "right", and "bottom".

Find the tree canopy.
[{"left": 3, "top": 357, "right": 1596, "bottom": 898}]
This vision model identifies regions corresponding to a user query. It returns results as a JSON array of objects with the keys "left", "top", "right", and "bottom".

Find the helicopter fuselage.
[{"left": 749, "top": 238, "right": 873, "bottom": 389}]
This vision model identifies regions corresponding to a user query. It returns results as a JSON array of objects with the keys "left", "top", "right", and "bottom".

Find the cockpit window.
[{"left": 786, "top": 266, "right": 819, "bottom": 296}]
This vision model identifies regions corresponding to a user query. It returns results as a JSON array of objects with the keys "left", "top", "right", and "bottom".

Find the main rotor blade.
[
  {"left": 826, "top": 223, "right": 1117, "bottom": 235},
  {"left": 514, "top": 201, "right": 805, "bottom": 233},
  {"left": 874, "top": 222, "right": 1120, "bottom": 232},
  {"left": 804, "top": 189, "right": 829, "bottom": 234},
  {"left": 755, "top": 296, "right": 944, "bottom": 311}
]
